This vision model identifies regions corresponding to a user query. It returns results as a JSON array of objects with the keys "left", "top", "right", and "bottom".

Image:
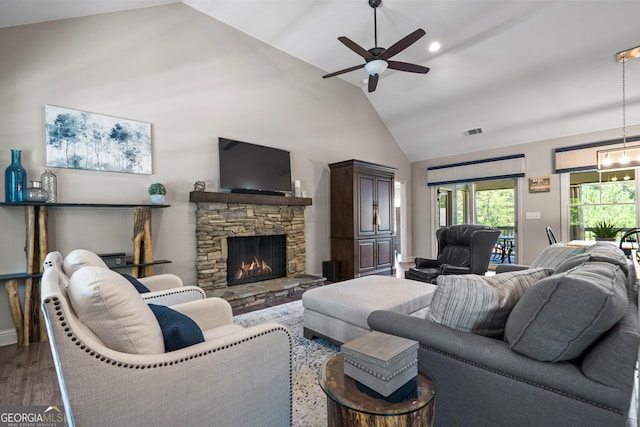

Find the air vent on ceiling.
[{"left": 463, "top": 128, "right": 483, "bottom": 136}]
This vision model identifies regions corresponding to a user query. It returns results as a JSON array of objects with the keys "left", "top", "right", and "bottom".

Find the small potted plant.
[
  {"left": 148, "top": 182, "right": 166, "bottom": 205},
  {"left": 591, "top": 219, "right": 619, "bottom": 241}
]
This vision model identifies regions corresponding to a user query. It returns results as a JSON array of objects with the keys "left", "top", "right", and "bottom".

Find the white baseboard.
[{"left": 0, "top": 328, "right": 18, "bottom": 346}]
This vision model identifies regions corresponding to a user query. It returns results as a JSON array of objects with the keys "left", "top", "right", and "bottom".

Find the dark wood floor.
[
  {"left": 0, "top": 340, "right": 62, "bottom": 407},
  {"left": 0, "top": 262, "right": 412, "bottom": 409}
]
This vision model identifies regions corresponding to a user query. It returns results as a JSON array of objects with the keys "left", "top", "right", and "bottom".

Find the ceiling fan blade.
[
  {"left": 322, "top": 63, "right": 365, "bottom": 79},
  {"left": 368, "top": 74, "right": 379, "bottom": 93},
  {"left": 338, "top": 36, "right": 374, "bottom": 61},
  {"left": 379, "top": 29, "right": 426, "bottom": 60},
  {"left": 387, "top": 60, "right": 430, "bottom": 74}
]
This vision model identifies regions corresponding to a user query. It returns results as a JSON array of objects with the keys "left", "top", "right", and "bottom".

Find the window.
[{"left": 568, "top": 169, "right": 636, "bottom": 240}]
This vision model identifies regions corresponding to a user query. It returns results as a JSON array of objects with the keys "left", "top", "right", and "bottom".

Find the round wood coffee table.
[{"left": 319, "top": 353, "right": 435, "bottom": 426}]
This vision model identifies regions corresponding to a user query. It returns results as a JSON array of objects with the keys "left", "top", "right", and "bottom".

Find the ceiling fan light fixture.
[
  {"left": 322, "top": 0, "right": 427, "bottom": 91},
  {"left": 365, "top": 59, "right": 388, "bottom": 76},
  {"left": 429, "top": 41, "right": 441, "bottom": 52}
]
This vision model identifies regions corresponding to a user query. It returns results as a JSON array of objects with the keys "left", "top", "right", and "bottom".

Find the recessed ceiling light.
[{"left": 429, "top": 42, "right": 441, "bottom": 52}]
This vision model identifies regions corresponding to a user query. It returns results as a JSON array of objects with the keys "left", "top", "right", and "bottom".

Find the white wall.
[
  {"left": 410, "top": 124, "right": 640, "bottom": 264},
  {"left": 0, "top": 4, "right": 411, "bottom": 338}
]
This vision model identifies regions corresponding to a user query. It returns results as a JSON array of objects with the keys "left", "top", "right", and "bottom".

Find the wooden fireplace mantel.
[{"left": 189, "top": 191, "right": 312, "bottom": 206}]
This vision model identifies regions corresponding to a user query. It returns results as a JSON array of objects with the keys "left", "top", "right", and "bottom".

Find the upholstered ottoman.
[{"left": 302, "top": 276, "right": 437, "bottom": 344}]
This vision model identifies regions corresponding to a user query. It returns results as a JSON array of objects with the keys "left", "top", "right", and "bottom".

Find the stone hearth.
[
  {"left": 212, "top": 274, "right": 326, "bottom": 309},
  {"left": 190, "top": 191, "right": 322, "bottom": 307}
]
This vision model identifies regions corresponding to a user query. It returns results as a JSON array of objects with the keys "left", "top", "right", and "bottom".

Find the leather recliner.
[{"left": 405, "top": 224, "right": 501, "bottom": 283}]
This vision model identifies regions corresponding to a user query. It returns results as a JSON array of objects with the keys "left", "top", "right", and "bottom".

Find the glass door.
[
  {"left": 436, "top": 179, "right": 516, "bottom": 263},
  {"left": 437, "top": 185, "right": 469, "bottom": 228},
  {"left": 474, "top": 179, "right": 516, "bottom": 264}
]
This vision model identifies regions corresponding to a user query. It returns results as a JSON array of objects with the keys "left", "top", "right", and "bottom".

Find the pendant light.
[{"left": 597, "top": 47, "right": 640, "bottom": 171}]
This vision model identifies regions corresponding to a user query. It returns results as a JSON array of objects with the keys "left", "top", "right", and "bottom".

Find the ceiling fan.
[{"left": 322, "top": 0, "right": 430, "bottom": 93}]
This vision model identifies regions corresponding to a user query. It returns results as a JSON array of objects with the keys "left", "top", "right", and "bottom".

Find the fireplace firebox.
[{"left": 226, "top": 235, "right": 287, "bottom": 286}]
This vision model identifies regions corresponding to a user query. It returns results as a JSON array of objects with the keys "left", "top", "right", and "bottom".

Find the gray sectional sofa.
[{"left": 368, "top": 243, "right": 639, "bottom": 426}]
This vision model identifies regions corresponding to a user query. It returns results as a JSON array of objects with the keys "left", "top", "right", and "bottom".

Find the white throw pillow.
[
  {"left": 67, "top": 266, "right": 164, "bottom": 354},
  {"left": 63, "top": 249, "right": 109, "bottom": 278},
  {"left": 426, "top": 268, "right": 554, "bottom": 337}
]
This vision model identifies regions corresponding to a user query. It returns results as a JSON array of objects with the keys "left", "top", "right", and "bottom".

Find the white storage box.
[{"left": 341, "top": 331, "right": 418, "bottom": 397}]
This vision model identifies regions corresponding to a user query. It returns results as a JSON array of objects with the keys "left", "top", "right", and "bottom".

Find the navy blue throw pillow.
[
  {"left": 148, "top": 304, "right": 205, "bottom": 352},
  {"left": 121, "top": 273, "right": 151, "bottom": 293}
]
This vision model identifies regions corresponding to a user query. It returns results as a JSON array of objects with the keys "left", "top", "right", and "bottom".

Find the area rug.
[{"left": 233, "top": 300, "right": 339, "bottom": 427}]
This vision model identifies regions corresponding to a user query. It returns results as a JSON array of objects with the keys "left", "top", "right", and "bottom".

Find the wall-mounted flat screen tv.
[{"left": 218, "top": 137, "right": 292, "bottom": 196}]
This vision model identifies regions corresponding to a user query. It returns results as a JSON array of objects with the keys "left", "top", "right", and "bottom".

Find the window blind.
[
  {"left": 427, "top": 154, "right": 525, "bottom": 186},
  {"left": 554, "top": 135, "right": 640, "bottom": 173}
]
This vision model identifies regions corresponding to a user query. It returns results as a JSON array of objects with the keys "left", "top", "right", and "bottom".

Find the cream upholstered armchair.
[{"left": 41, "top": 262, "right": 292, "bottom": 426}]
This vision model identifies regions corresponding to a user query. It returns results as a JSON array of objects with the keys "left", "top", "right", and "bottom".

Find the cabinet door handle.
[{"left": 372, "top": 201, "right": 380, "bottom": 225}]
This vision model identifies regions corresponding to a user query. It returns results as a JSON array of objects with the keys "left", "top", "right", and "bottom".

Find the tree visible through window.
[{"left": 476, "top": 188, "right": 514, "bottom": 228}]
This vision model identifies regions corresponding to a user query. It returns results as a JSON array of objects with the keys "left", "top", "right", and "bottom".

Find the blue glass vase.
[{"left": 5, "top": 149, "right": 27, "bottom": 203}]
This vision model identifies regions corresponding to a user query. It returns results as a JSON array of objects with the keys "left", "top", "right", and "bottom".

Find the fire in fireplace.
[
  {"left": 235, "top": 257, "right": 272, "bottom": 280},
  {"left": 227, "top": 235, "right": 286, "bottom": 286}
]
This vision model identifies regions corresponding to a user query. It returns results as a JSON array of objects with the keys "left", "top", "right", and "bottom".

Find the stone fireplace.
[{"left": 190, "top": 191, "right": 312, "bottom": 298}]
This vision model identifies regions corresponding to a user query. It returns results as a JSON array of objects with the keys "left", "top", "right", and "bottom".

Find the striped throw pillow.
[
  {"left": 427, "top": 268, "right": 554, "bottom": 337},
  {"left": 529, "top": 243, "right": 585, "bottom": 270}
]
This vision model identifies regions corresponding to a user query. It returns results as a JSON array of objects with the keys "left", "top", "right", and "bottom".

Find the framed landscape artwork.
[{"left": 45, "top": 105, "right": 152, "bottom": 174}]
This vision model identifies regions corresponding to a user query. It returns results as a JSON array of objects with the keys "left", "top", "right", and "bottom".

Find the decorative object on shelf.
[
  {"left": 40, "top": 169, "right": 58, "bottom": 203},
  {"left": 148, "top": 182, "right": 166, "bottom": 204},
  {"left": 294, "top": 180, "right": 302, "bottom": 197},
  {"left": 194, "top": 180, "right": 206, "bottom": 191},
  {"left": 5, "top": 149, "right": 27, "bottom": 203},
  {"left": 597, "top": 46, "right": 640, "bottom": 171},
  {"left": 45, "top": 104, "right": 152, "bottom": 174},
  {"left": 24, "top": 181, "right": 49, "bottom": 202}
]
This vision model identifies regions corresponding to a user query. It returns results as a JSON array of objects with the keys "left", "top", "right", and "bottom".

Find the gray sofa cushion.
[
  {"left": 427, "top": 268, "right": 553, "bottom": 338},
  {"left": 581, "top": 303, "right": 640, "bottom": 388},
  {"left": 554, "top": 242, "right": 629, "bottom": 276},
  {"left": 505, "top": 261, "right": 628, "bottom": 362},
  {"left": 528, "top": 243, "right": 586, "bottom": 270}
]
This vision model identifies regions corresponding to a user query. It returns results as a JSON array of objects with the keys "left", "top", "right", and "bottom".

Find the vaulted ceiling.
[{"left": 2, "top": 0, "right": 639, "bottom": 162}]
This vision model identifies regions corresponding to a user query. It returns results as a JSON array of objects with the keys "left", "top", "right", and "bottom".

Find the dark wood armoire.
[{"left": 329, "top": 159, "right": 396, "bottom": 280}]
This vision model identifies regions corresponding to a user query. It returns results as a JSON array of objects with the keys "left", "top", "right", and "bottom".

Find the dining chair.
[{"left": 619, "top": 228, "right": 640, "bottom": 260}]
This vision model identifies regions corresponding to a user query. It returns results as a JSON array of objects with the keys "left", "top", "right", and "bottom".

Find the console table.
[{"left": 0, "top": 202, "right": 170, "bottom": 346}]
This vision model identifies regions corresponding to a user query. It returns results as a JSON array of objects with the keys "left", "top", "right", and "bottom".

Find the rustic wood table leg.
[
  {"left": 23, "top": 206, "right": 36, "bottom": 345},
  {"left": 4, "top": 279, "right": 24, "bottom": 346},
  {"left": 133, "top": 207, "right": 153, "bottom": 278},
  {"left": 21, "top": 205, "right": 48, "bottom": 345},
  {"left": 37, "top": 206, "right": 48, "bottom": 342},
  {"left": 142, "top": 219, "right": 154, "bottom": 277},
  {"left": 25, "top": 278, "right": 36, "bottom": 344}
]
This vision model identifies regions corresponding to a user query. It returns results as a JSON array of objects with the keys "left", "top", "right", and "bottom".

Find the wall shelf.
[
  {"left": 0, "top": 202, "right": 170, "bottom": 208},
  {"left": 0, "top": 202, "right": 170, "bottom": 346}
]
